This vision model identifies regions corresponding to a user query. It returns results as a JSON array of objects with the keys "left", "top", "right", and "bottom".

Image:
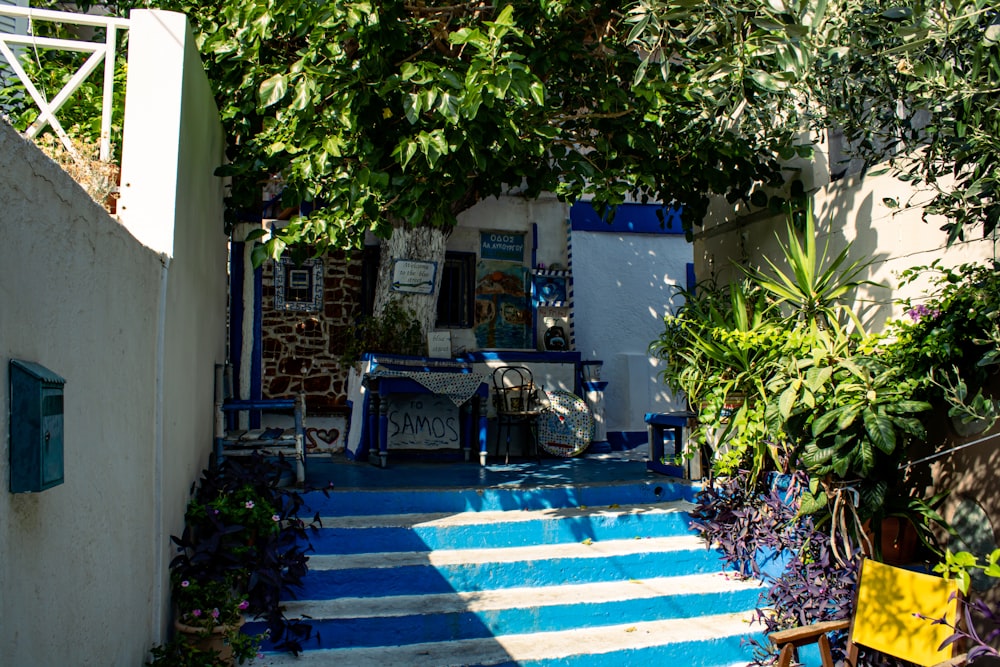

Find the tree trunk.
[{"left": 373, "top": 219, "right": 451, "bottom": 343}]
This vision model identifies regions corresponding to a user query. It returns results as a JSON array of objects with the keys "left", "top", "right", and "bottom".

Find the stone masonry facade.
[{"left": 261, "top": 249, "right": 363, "bottom": 416}]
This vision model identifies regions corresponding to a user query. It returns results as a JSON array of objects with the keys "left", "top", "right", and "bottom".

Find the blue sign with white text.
[{"left": 480, "top": 232, "right": 525, "bottom": 262}]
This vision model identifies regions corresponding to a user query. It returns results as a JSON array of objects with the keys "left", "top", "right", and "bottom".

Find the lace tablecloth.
[{"left": 365, "top": 370, "right": 489, "bottom": 406}]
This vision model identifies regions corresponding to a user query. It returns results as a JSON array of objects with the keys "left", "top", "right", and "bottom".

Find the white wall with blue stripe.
[{"left": 569, "top": 202, "right": 693, "bottom": 442}]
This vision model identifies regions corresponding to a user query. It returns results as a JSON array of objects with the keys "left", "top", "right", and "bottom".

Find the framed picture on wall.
[{"left": 274, "top": 258, "right": 323, "bottom": 312}]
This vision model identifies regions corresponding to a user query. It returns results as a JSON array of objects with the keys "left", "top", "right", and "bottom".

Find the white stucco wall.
[
  {"left": 572, "top": 231, "right": 691, "bottom": 432},
  {"left": 0, "top": 122, "right": 162, "bottom": 666},
  {"left": 0, "top": 9, "right": 226, "bottom": 666},
  {"left": 697, "top": 149, "right": 997, "bottom": 331}
]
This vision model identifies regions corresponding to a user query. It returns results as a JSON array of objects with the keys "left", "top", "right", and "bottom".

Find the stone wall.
[{"left": 261, "top": 249, "right": 363, "bottom": 416}]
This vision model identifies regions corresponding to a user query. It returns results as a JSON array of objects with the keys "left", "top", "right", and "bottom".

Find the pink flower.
[
  {"left": 271, "top": 514, "right": 281, "bottom": 522},
  {"left": 238, "top": 600, "right": 249, "bottom": 610},
  {"left": 192, "top": 609, "right": 202, "bottom": 618},
  {"left": 211, "top": 608, "right": 220, "bottom": 619},
  {"left": 180, "top": 580, "right": 190, "bottom": 588},
  {"left": 245, "top": 501, "right": 255, "bottom": 509}
]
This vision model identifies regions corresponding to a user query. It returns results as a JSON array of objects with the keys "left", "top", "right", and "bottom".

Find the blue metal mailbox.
[{"left": 9, "top": 359, "right": 66, "bottom": 493}]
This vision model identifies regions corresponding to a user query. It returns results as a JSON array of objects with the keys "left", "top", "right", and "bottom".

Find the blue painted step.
[
  {"left": 260, "top": 479, "right": 761, "bottom": 667},
  {"left": 307, "top": 506, "right": 696, "bottom": 553},
  {"left": 251, "top": 585, "right": 761, "bottom": 650},
  {"left": 298, "top": 547, "right": 726, "bottom": 598},
  {"left": 301, "top": 479, "right": 699, "bottom": 517}
]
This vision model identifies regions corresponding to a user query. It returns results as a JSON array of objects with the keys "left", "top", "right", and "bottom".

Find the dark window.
[
  {"left": 360, "top": 247, "right": 475, "bottom": 328},
  {"left": 360, "top": 246, "right": 380, "bottom": 317},
  {"left": 436, "top": 252, "right": 475, "bottom": 328}
]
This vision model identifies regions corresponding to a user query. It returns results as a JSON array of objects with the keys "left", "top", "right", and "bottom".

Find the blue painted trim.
[
  {"left": 250, "top": 261, "right": 263, "bottom": 427},
  {"left": 229, "top": 243, "right": 245, "bottom": 400},
  {"left": 459, "top": 350, "right": 581, "bottom": 364},
  {"left": 607, "top": 431, "right": 648, "bottom": 451},
  {"left": 686, "top": 262, "right": 696, "bottom": 293},
  {"left": 570, "top": 201, "right": 685, "bottom": 235},
  {"left": 361, "top": 353, "right": 471, "bottom": 373}
]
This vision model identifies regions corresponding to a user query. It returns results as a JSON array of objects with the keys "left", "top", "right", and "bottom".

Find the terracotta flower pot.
[
  {"left": 862, "top": 516, "right": 919, "bottom": 566},
  {"left": 174, "top": 616, "right": 245, "bottom": 665}
]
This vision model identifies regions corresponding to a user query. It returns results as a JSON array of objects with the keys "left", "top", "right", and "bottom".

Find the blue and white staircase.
[{"left": 258, "top": 478, "right": 764, "bottom": 666}]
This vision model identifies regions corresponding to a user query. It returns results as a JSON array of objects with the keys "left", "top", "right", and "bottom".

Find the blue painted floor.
[{"left": 303, "top": 449, "right": 671, "bottom": 491}]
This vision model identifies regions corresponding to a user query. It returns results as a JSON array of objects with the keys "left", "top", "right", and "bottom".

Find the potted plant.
[
  {"left": 339, "top": 299, "right": 423, "bottom": 366},
  {"left": 169, "top": 574, "right": 259, "bottom": 665},
  {"left": 651, "top": 278, "right": 784, "bottom": 479},
  {"left": 165, "top": 454, "right": 320, "bottom": 663}
]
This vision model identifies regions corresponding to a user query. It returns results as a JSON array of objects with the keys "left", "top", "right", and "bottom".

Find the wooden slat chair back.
[{"left": 769, "top": 558, "right": 966, "bottom": 667}]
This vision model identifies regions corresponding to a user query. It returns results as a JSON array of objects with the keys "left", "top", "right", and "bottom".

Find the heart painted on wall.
[{"left": 306, "top": 427, "right": 341, "bottom": 450}]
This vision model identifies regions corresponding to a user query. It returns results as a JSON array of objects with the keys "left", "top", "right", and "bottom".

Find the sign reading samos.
[{"left": 386, "top": 395, "right": 460, "bottom": 449}]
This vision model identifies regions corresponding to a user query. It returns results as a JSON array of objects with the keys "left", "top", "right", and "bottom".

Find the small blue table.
[
  {"left": 644, "top": 411, "right": 693, "bottom": 477},
  {"left": 365, "top": 372, "right": 489, "bottom": 468}
]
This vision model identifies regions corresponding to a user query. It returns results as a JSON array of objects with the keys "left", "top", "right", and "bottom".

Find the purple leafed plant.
[
  {"left": 690, "top": 469, "right": 862, "bottom": 665},
  {"left": 946, "top": 597, "right": 1000, "bottom": 663}
]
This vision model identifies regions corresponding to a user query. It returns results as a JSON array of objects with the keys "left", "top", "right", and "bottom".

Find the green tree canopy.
[
  {"left": 11, "top": 0, "right": 995, "bottom": 253},
  {"left": 117, "top": 0, "right": 810, "bottom": 258},
  {"left": 628, "top": 0, "right": 1000, "bottom": 243}
]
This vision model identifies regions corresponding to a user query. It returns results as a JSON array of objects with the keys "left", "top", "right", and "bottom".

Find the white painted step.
[
  {"left": 259, "top": 610, "right": 755, "bottom": 667},
  {"left": 283, "top": 572, "right": 761, "bottom": 619},
  {"left": 307, "top": 534, "right": 706, "bottom": 571}
]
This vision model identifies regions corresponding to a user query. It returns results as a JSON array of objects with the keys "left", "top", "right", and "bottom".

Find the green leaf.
[
  {"left": 798, "top": 490, "right": 829, "bottom": 516},
  {"left": 404, "top": 93, "right": 420, "bottom": 125},
  {"left": 984, "top": 24, "right": 1000, "bottom": 46},
  {"left": 778, "top": 384, "right": 797, "bottom": 419},
  {"left": 832, "top": 452, "right": 850, "bottom": 477},
  {"left": 749, "top": 70, "right": 790, "bottom": 92},
  {"left": 835, "top": 404, "right": 862, "bottom": 431},
  {"left": 881, "top": 7, "right": 913, "bottom": 20},
  {"left": 805, "top": 366, "right": 833, "bottom": 393},
  {"left": 258, "top": 73, "right": 288, "bottom": 108},
  {"left": 529, "top": 81, "right": 545, "bottom": 106},
  {"left": 811, "top": 406, "right": 844, "bottom": 436},
  {"left": 863, "top": 408, "right": 896, "bottom": 454}
]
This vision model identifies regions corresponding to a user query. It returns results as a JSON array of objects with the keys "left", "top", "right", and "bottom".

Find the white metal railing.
[{"left": 0, "top": 5, "right": 129, "bottom": 161}]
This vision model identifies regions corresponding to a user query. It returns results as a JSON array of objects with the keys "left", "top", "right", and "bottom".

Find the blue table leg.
[
  {"left": 477, "top": 394, "right": 488, "bottom": 466},
  {"left": 378, "top": 390, "right": 389, "bottom": 468},
  {"left": 462, "top": 402, "right": 472, "bottom": 462}
]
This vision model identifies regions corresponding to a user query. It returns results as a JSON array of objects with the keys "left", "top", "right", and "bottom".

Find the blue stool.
[{"left": 644, "top": 412, "right": 693, "bottom": 477}]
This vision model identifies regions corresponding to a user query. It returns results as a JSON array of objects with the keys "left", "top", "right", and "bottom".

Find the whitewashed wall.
[
  {"left": 0, "top": 10, "right": 227, "bottom": 666},
  {"left": 696, "top": 148, "right": 996, "bottom": 330},
  {"left": 572, "top": 230, "right": 691, "bottom": 433}
]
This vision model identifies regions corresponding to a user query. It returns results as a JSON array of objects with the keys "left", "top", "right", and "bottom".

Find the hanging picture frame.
[{"left": 274, "top": 258, "right": 323, "bottom": 312}]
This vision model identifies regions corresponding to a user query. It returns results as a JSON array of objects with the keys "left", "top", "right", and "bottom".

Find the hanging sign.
[
  {"left": 480, "top": 232, "right": 525, "bottom": 263},
  {"left": 391, "top": 259, "right": 437, "bottom": 294}
]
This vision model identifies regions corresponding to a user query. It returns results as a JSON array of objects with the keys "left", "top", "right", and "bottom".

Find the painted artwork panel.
[{"left": 475, "top": 260, "right": 530, "bottom": 349}]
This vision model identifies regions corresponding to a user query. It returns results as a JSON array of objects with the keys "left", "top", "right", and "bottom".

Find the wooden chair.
[
  {"left": 769, "top": 558, "right": 966, "bottom": 667},
  {"left": 491, "top": 366, "right": 542, "bottom": 464}
]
